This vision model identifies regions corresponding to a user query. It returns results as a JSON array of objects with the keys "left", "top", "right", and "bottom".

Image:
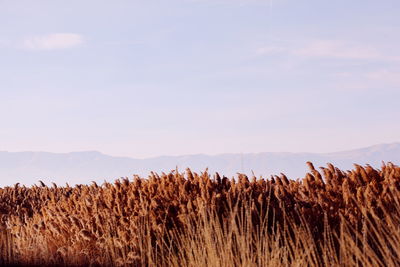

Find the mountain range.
[{"left": 0, "top": 143, "right": 399, "bottom": 187}]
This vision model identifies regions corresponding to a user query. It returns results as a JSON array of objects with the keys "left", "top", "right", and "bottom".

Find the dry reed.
[{"left": 0, "top": 162, "right": 400, "bottom": 266}]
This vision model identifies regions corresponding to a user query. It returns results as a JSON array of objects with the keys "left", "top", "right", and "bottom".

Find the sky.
[{"left": 0, "top": 0, "right": 399, "bottom": 158}]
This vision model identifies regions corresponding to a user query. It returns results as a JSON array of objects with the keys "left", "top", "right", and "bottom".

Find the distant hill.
[{"left": 0, "top": 143, "right": 399, "bottom": 187}]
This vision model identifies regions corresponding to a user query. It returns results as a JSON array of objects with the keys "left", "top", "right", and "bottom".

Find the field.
[{"left": 1, "top": 162, "right": 400, "bottom": 266}]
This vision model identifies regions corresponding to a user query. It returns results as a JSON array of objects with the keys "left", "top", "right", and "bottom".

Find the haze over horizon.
[
  {"left": 1, "top": 141, "right": 400, "bottom": 159},
  {"left": 1, "top": 0, "right": 400, "bottom": 159},
  {"left": 1, "top": 142, "right": 400, "bottom": 187}
]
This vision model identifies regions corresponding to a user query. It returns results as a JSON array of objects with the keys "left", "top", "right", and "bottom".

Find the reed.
[{"left": 0, "top": 163, "right": 400, "bottom": 266}]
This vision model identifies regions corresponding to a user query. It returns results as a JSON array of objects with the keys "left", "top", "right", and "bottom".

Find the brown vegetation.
[{"left": 1, "top": 162, "right": 400, "bottom": 266}]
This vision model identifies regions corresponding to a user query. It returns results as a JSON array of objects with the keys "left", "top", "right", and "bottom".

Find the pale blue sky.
[{"left": 0, "top": 0, "right": 399, "bottom": 158}]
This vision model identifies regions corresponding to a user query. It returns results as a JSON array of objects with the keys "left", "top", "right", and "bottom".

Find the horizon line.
[{"left": 1, "top": 142, "right": 399, "bottom": 160}]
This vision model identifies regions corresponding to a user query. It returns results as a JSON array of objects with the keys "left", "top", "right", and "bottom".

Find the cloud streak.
[
  {"left": 294, "top": 40, "right": 383, "bottom": 60},
  {"left": 257, "top": 39, "right": 400, "bottom": 61},
  {"left": 23, "top": 33, "right": 84, "bottom": 50}
]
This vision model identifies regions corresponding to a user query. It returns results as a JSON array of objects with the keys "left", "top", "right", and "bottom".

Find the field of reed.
[{"left": 1, "top": 162, "right": 400, "bottom": 266}]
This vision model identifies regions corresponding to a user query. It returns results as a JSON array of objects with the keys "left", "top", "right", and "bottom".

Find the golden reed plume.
[{"left": 0, "top": 162, "right": 400, "bottom": 266}]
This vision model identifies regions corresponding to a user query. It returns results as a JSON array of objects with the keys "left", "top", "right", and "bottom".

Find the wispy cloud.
[
  {"left": 366, "top": 69, "right": 400, "bottom": 86},
  {"left": 294, "top": 40, "right": 383, "bottom": 60},
  {"left": 257, "top": 39, "right": 400, "bottom": 61},
  {"left": 331, "top": 69, "right": 400, "bottom": 92},
  {"left": 23, "top": 33, "right": 84, "bottom": 50}
]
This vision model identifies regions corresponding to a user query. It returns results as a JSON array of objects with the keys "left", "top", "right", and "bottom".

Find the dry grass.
[{"left": 1, "top": 162, "right": 400, "bottom": 266}]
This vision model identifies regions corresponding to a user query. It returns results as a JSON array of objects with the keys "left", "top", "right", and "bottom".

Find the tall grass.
[{"left": 0, "top": 162, "right": 400, "bottom": 266}]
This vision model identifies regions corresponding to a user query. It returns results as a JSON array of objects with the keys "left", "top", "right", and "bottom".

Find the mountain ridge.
[{"left": 0, "top": 142, "right": 399, "bottom": 187}]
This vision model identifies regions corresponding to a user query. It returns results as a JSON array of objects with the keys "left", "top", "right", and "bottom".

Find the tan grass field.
[{"left": 1, "top": 162, "right": 400, "bottom": 266}]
